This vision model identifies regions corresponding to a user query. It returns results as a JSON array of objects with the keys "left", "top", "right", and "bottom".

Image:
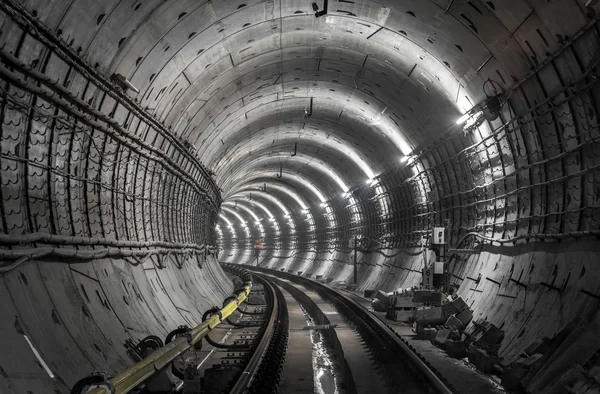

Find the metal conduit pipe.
[
  {"left": 394, "top": 31, "right": 600, "bottom": 181},
  {"left": 0, "top": 0, "right": 220, "bottom": 198},
  {"left": 0, "top": 150, "right": 197, "bottom": 212},
  {"left": 0, "top": 231, "right": 214, "bottom": 250},
  {"left": 0, "top": 247, "right": 207, "bottom": 272},
  {"left": 0, "top": 52, "right": 219, "bottom": 211},
  {"left": 85, "top": 276, "right": 253, "bottom": 394},
  {"left": 378, "top": 74, "right": 600, "bottom": 195}
]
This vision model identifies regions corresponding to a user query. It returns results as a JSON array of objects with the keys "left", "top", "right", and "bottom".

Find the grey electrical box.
[{"left": 432, "top": 227, "right": 445, "bottom": 244}]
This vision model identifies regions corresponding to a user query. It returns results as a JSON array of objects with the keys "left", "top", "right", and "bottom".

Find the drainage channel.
[
  {"left": 278, "top": 285, "right": 341, "bottom": 394},
  {"left": 304, "top": 303, "right": 340, "bottom": 394}
]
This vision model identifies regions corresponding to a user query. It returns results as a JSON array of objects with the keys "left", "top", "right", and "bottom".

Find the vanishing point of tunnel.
[{"left": 1, "top": 0, "right": 600, "bottom": 393}]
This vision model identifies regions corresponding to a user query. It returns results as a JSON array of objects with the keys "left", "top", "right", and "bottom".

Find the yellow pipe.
[{"left": 87, "top": 284, "right": 251, "bottom": 394}]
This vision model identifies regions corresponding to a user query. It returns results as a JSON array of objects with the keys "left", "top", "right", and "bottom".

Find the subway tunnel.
[{"left": 1, "top": 0, "right": 600, "bottom": 392}]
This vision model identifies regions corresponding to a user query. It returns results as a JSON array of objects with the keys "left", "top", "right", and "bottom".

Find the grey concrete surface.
[
  {"left": 279, "top": 288, "right": 315, "bottom": 394},
  {"left": 0, "top": 0, "right": 599, "bottom": 392}
]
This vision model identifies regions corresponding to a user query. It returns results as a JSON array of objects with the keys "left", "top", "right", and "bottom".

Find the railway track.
[
  {"left": 72, "top": 266, "right": 288, "bottom": 394},
  {"left": 72, "top": 264, "right": 454, "bottom": 394},
  {"left": 196, "top": 268, "right": 288, "bottom": 394},
  {"left": 235, "top": 264, "right": 455, "bottom": 394}
]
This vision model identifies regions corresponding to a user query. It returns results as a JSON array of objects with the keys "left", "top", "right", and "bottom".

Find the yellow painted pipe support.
[{"left": 86, "top": 283, "right": 252, "bottom": 394}]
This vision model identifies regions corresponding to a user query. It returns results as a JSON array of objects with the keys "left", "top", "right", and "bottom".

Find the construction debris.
[
  {"left": 468, "top": 344, "right": 503, "bottom": 374},
  {"left": 446, "top": 340, "right": 467, "bottom": 359},
  {"left": 415, "top": 306, "right": 446, "bottom": 326},
  {"left": 375, "top": 290, "right": 391, "bottom": 306},
  {"left": 371, "top": 298, "right": 387, "bottom": 312},
  {"left": 445, "top": 315, "right": 464, "bottom": 331},
  {"left": 498, "top": 313, "right": 600, "bottom": 393},
  {"left": 409, "top": 293, "right": 506, "bottom": 366},
  {"left": 456, "top": 308, "right": 473, "bottom": 326},
  {"left": 370, "top": 286, "right": 600, "bottom": 394}
]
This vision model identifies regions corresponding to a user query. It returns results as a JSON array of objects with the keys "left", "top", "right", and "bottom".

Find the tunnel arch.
[{"left": 1, "top": 0, "right": 600, "bottom": 392}]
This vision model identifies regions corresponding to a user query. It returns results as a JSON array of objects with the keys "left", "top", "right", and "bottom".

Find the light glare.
[{"left": 456, "top": 113, "right": 471, "bottom": 124}]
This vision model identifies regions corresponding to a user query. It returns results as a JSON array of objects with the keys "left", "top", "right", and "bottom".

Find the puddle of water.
[{"left": 300, "top": 305, "right": 340, "bottom": 394}]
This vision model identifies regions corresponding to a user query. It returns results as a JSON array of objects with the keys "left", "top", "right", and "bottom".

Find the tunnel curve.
[{"left": 1, "top": 0, "right": 600, "bottom": 392}]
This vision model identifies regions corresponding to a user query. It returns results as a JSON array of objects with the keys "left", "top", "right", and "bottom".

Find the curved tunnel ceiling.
[
  {"left": 2, "top": 0, "right": 600, "bottom": 390},
  {"left": 100, "top": 0, "right": 504, "bottom": 215},
  {"left": 79, "top": 1, "right": 596, "bottom": 249},
  {"left": 4, "top": 0, "right": 597, "bottom": 253},
  {"left": 81, "top": 0, "right": 517, "bottom": 237}
]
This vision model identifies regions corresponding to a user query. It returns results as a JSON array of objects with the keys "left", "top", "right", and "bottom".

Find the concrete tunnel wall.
[{"left": 1, "top": 0, "right": 600, "bottom": 392}]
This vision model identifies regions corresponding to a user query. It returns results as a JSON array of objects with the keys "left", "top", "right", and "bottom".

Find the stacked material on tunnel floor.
[
  {"left": 501, "top": 313, "right": 600, "bottom": 393},
  {"left": 2, "top": 0, "right": 600, "bottom": 393}
]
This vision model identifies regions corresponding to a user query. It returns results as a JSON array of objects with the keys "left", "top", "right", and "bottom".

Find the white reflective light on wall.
[
  {"left": 389, "top": 129, "right": 413, "bottom": 156},
  {"left": 222, "top": 207, "right": 248, "bottom": 226},
  {"left": 324, "top": 204, "right": 336, "bottom": 228},
  {"left": 24, "top": 335, "right": 55, "bottom": 380},
  {"left": 225, "top": 202, "right": 261, "bottom": 223},
  {"left": 375, "top": 184, "right": 388, "bottom": 214},
  {"left": 456, "top": 112, "right": 471, "bottom": 125},
  {"left": 349, "top": 196, "right": 360, "bottom": 224},
  {"left": 322, "top": 166, "right": 349, "bottom": 193},
  {"left": 221, "top": 206, "right": 251, "bottom": 240},
  {"left": 266, "top": 184, "right": 309, "bottom": 210},
  {"left": 219, "top": 214, "right": 233, "bottom": 227},
  {"left": 248, "top": 200, "right": 274, "bottom": 219},
  {"left": 304, "top": 181, "right": 327, "bottom": 203}
]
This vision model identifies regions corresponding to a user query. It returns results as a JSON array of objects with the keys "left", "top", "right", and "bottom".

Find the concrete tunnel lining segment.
[{"left": 0, "top": 0, "right": 600, "bottom": 392}]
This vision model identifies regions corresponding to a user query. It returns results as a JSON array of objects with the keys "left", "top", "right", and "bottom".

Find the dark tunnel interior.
[{"left": 1, "top": 0, "right": 600, "bottom": 392}]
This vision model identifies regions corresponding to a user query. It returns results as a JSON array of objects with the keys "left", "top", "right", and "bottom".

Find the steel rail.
[
  {"left": 86, "top": 281, "right": 252, "bottom": 394},
  {"left": 228, "top": 274, "right": 279, "bottom": 393}
]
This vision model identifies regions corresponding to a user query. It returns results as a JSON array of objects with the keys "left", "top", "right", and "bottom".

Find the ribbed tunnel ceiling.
[
  {"left": 2, "top": 0, "right": 600, "bottom": 391},
  {"left": 74, "top": 0, "right": 583, "bottom": 252},
  {"left": 3, "top": 0, "right": 600, "bottom": 261},
  {"left": 121, "top": 0, "right": 470, "bottom": 193}
]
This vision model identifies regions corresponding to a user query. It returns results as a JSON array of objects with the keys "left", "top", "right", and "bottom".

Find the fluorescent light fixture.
[
  {"left": 456, "top": 112, "right": 471, "bottom": 125},
  {"left": 400, "top": 156, "right": 409, "bottom": 164},
  {"left": 320, "top": 202, "right": 327, "bottom": 207},
  {"left": 465, "top": 111, "right": 483, "bottom": 128}
]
